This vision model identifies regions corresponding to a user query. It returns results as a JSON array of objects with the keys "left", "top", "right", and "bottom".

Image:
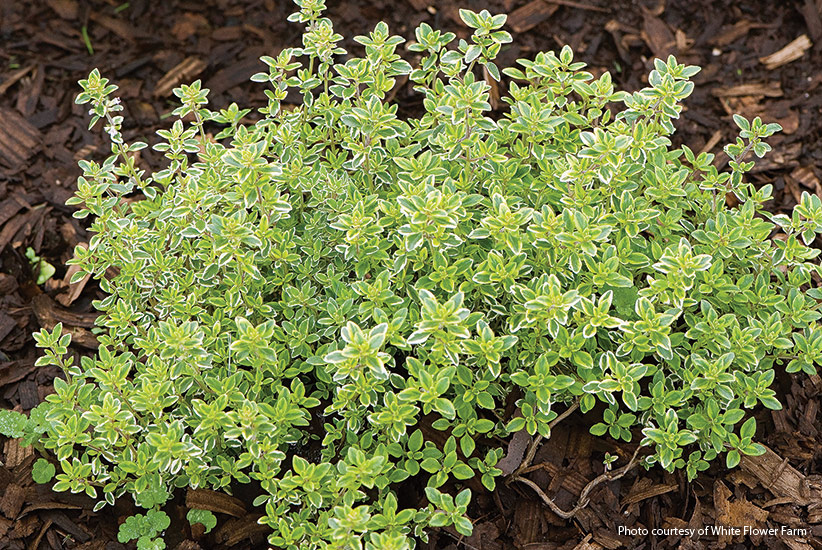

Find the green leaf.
[
  {"left": 759, "top": 396, "right": 782, "bottom": 410},
  {"left": 119, "top": 515, "right": 148, "bottom": 543},
  {"left": 732, "top": 114, "right": 750, "bottom": 131},
  {"left": 464, "top": 45, "right": 482, "bottom": 64},
  {"left": 454, "top": 516, "right": 474, "bottom": 536},
  {"left": 0, "top": 409, "right": 28, "bottom": 439},
  {"left": 451, "top": 462, "right": 475, "bottom": 480},
  {"left": 739, "top": 417, "right": 757, "bottom": 441},
  {"left": 187, "top": 509, "right": 217, "bottom": 533},
  {"left": 32, "top": 458, "right": 56, "bottom": 484},
  {"left": 424, "top": 486, "right": 444, "bottom": 508},
  {"left": 434, "top": 398, "right": 456, "bottom": 420},
  {"left": 146, "top": 510, "right": 170, "bottom": 532},
  {"left": 134, "top": 481, "right": 169, "bottom": 509},
  {"left": 506, "top": 417, "right": 526, "bottom": 433},
  {"left": 458, "top": 9, "right": 481, "bottom": 29},
  {"left": 454, "top": 488, "right": 471, "bottom": 509},
  {"left": 136, "top": 536, "right": 165, "bottom": 550},
  {"left": 460, "top": 435, "right": 475, "bottom": 457},
  {"left": 590, "top": 423, "right": 607, "bottom": 437}
]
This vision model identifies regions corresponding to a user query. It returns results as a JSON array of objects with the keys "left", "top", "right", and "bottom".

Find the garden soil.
[{"left": 1, "top": 0, "right": 822, "bottom": 548}]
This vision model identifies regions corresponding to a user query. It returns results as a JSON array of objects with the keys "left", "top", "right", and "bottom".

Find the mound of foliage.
[{"left": 3, "top": 0, "right": 822, "bottom": 548}]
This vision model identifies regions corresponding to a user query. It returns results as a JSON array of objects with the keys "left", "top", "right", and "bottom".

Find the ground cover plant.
[{"left": 2, "top": 0, "right": 821, "bottom": 547}]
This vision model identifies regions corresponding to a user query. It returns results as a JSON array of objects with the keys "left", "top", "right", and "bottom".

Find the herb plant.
[{"left": 3, "top": 0, "right": 821, "bottom": 548}]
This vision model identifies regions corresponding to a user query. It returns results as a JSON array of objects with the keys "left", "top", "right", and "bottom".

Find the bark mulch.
[{"left": 1, "top": 0, "right": 821, "bottom": 549}]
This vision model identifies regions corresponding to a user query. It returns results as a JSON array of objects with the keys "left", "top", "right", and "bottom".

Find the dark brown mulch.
[{"left": 1, "top": 0, "right": 821, "bottom": 549}]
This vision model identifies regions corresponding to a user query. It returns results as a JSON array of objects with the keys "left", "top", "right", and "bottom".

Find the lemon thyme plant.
[{"left": 3, "top": 0, "right": 822, "bottom": 548}]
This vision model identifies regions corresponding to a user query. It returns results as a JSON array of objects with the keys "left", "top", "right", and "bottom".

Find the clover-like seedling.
[
  {"left": 118, "top": 510, "right": 170, "bottom": 550},
  {"left": 0, "top": 408, "right": 28, "bottom": 439},
  {"left": 0, "top": 401, "right": 54, "bottom": 458},
  {"left": 187, "top": 509, "right": 217, "bottom": 534},
  {"left": 32, "top": 458, "right": 56, "bottom": 484}
]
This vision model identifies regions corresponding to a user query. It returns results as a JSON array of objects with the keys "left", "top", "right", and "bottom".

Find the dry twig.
[
  {"left": 513, "top": 399, "right": 580, "bottom": 477},
  {"left": 512, "top": 445, "right": 643, "bottom": 519}
]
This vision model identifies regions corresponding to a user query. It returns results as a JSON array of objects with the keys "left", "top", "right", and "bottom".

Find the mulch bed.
[{"left": 1, "top": 0, "right": 821, "bottom": 548}]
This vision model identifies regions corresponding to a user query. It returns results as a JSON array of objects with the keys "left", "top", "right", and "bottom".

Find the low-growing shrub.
[{"left": 4, "top": 0, "right": 822, "bottom": 547}]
